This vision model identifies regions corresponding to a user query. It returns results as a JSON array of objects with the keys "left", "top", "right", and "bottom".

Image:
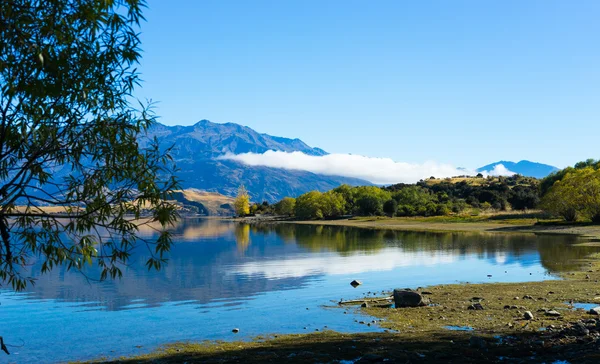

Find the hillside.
[
  {"left": 175, "top": 189, "right": 235, "bottom": 216},
  {"left": 144, "top": 120, "right": 370, "bottom": 202},
  {"left": 477, "top": 160, "right": 558, "bottom": 179}
]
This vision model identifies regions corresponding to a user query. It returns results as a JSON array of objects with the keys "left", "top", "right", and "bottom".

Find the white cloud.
[
  {"left": 219, "top": 151, "right": 476, "bottom": 185},
  {"left": 484, "top": 164, "right": 517, "bottom": 177}
]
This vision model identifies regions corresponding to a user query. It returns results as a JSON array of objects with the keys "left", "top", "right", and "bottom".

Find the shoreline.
[
  {"left": 229, "top": 215, "right": 600, "bottom": 240},
  {"left": 92, "top": 253, "right": 600, "bottom": 363},
  {"left": 88, "top": 217, "right": 600, "bottom": 363}
]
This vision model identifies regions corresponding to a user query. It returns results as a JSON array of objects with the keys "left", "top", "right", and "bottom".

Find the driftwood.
[
  {"left": 0, "top": 336, "right": 9, "bottom": 355},
  {"left": 338, "top": 296, "right": 393, "bottom": 305}
]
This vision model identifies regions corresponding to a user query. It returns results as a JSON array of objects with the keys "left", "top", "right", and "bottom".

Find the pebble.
[
  {"left": 232, "top": 328, "right": 240, "bottom": 333},
  {"left": 545, "top": 310, "right": 561, "bottom": 317},
  {"left": 524, "top": 311, "right": 534, "bottom": 320}
]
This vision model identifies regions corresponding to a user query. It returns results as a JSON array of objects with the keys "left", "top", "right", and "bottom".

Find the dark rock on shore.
[{"left": 393, "top": 289, "right": 427, "bottom": 308}]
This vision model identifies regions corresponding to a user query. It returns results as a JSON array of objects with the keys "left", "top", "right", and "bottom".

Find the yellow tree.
[{"left": 234, "top": 185, "right": 250, "bottom": 216}]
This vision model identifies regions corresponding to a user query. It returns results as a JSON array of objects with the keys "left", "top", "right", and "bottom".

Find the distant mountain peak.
[
  {"left": 477, "top": 160, "right": 559, "bottom": 178},
  {"left": 142, "top": 119, "right": 365, "bottom": 203}
]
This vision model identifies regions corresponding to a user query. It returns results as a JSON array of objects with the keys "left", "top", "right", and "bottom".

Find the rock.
[
  {"left": 393, "top": 289, "right": 425, "bottom": 308},
  {"left": 574, "top": 322, "right": 590, "bottom": 336},
  {"left": 503, "top": 305, "right": 511, "bottom": 310},
  {"left": 469, "top": 336, "right": 487, "bottom": 349},
  {"left": 470, "top": 297, "right": 484, "bottom": 302},
  {"left": 361, "top": 302, "right": 369, "bottom": 308},
  {"left": 524, "top": 311, "right": 534, "bottom": 320},
  {"left": 468, "top": 303, "right": 484, "bottom": 310},
  {"left": 421, "top": 291, "right": 433, "bottom": 295},
  {"left": 589, "top": 307, "right": 600, "bottom": 315},
  {"left": 487, "top": 275, "right": 492, "bottom": 278},
  {"left": 232, "top": 328, "right": 240, "bottom": 333},
  {"left": 523, "top": 295, "right": 533, "bottom": 300},
  {"left": 545, "top": 310, "right": 561, "bottom": 317},
  {"left": 350, "top": 280, "right": 362, "bottom": 287}
]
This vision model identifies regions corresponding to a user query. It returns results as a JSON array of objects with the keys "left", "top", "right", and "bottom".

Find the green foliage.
[
  {"left": 0, "top": 0, "right": 179, "bottom": 290},
  {"left": 294, "top": 191, "right": 345, "bottom": 219},
  {"left": 383, "top": 199, "right": 398, "bottom": 217},
  {"left": 352, "top": 186, "right": 391, "bottom": 216},
  {"left": 295, "top": 191, "right": 325, "bottom": 219},
  {"left": 540, "top": 159, "right": 600, "bottom": 196},
  {"left": 274, "top": 197, "right": 296, "bottom": 216},
  {"left": 541, "top": 167, "right": 600, "bottom": 222}
]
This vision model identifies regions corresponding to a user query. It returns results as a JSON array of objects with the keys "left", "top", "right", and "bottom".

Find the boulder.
[
  {"left": 524, "top": 311, "right": 534, "bottom": 320},
  {"left": 232, "top": 328, "right": 240, "bottom": 333},
  {"left": 468, "top": 303, "right": 484, "bottom": 310},
  {"left": 350, "top": 280, "right": 362, "bottom": 287},
  {"left": 393, "top": 289, "right": 425, "bottom": 308},
  {"left": 545, "top": 310, "right": 561, "bottom": 317},
  {"left": 589, "top": 307, "right": 600, "bottom": 315}
]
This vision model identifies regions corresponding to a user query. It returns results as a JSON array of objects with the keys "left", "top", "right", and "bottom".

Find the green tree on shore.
[
  {"left": 275, "top": 197, "right": 296, "bottom": 216},
  {"left": 541, "top": 168, "right": 600, "bottom": 222}
]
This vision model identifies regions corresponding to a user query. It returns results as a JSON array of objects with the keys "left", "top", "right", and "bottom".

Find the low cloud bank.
[{"left": 219, "top": 151, "right": 515, "bottom": 185}]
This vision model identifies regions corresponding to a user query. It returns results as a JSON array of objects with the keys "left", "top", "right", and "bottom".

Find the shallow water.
[{"left": 1, "top": 219, "right": 599, "bottom": 363}]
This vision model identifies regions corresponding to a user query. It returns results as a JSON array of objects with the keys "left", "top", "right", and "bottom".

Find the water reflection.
[
  {"left": 11, "top": 219, "right": 599, "bottom": 311},
  {"left": 5, "top": 219, "right": 600, "bottom": 363}
]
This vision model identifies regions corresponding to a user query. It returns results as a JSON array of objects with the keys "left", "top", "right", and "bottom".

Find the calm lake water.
[{"left": 1, "top": 219, "right": 599, "bottom": 363}]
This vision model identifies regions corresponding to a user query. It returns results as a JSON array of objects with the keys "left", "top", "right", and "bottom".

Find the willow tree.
[
  {"left": 0, "top": 0, "right": 179, "bottom": 308},
  {"left": 541, "top": 167, "right": 600, "bottom": 223}
]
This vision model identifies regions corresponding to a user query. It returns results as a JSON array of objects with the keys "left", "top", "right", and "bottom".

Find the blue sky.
[{"left": 136, "top": 0, "right": 599, "bottom": 169}]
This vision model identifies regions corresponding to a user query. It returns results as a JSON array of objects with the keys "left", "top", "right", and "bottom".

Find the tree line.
[{"left": 235, "top": 160, "right": 600, "bottom": 223}]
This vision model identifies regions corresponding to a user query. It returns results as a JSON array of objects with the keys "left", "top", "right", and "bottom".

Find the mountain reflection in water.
[{"left": 16, "top": 218, "right": 599, "bottom": 311}]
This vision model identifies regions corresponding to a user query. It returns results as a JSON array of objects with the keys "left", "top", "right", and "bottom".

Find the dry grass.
[{"left": 179, "top": 189, "right": 235, "bottom": 216}]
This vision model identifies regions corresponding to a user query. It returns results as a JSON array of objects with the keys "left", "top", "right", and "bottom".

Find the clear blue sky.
[{"left": 136, "top": 0, "right": 599, "bottom": 169}]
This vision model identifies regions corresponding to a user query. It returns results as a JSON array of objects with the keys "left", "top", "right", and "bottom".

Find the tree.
[
  {"left": 352, "top": 186, "right": 390, "bottom": 216},
  {"left": 275, "top": 197, "right": 296, "bottom": 216},
  {"left": 320, "top": 191, "right": 345, "bottom": 218},
  {"left": 0, "top": 0, "right": 179, "bottom": 295},
  {"left": 541, "top": 168, "right": 600, "bottom": 223},
  {"left": 234, "top": 185, "right": 250, "bottom": 216},
  {"left": 295, "top": 191, "right": 324, "bottom": 219},
  {"left": 383, "top": 199, "right": 397, "bottom": 217}
]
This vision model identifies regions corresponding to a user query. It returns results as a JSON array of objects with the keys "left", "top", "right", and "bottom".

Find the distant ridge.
[
  {"left": 477, "top": 160, "right": 559, "bottom": 179},
  {"left": 141, "top": 120, "right": 370, "bottom": 203}
]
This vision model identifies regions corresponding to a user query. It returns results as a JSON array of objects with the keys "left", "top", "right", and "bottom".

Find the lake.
[{"left": 1, "top": 219, "right": 598, "bottom": 363}]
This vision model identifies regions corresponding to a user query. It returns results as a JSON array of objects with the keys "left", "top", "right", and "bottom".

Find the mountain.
[
  {"left": 145, "top": 120, "right": 369, "bottom": 203},
  {"left": 477, "top": 160, "right": 559, "bottom": 179},
  {"left": 145, "top": 119, "right": 327, "bottom": 158}
]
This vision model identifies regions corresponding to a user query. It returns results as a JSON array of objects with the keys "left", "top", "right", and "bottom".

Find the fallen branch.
[
  {"left": 0, "top": 336, "right": 9, "bottom": 355},
  {"left": 339, "top": 296, "right": 393, "bottom": 305}
]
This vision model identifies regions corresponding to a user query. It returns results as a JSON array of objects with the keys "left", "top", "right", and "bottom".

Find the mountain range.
[
  {"left": 143, "top": 120, "right": 560, "bottom": 204},
  {"left": 143, "top": 120, "right": 369, "bottom": 202}
]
